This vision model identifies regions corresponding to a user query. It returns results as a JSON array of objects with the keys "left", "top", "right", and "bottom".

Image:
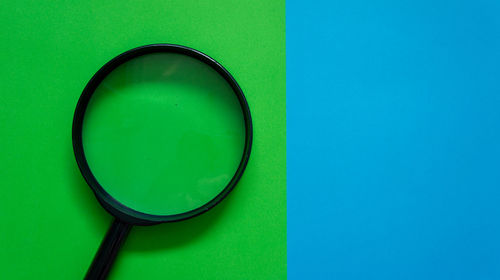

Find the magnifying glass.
[{"left": 72, "top": 44, "right": 252, "bottom": 279}]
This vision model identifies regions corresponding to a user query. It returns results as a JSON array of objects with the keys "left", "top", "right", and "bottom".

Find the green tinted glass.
[{"left": 82, "top": 53, "right": 246, "bottom": 216}]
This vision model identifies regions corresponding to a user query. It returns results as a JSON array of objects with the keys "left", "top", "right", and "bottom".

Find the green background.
[{"left": 0, "top": 1, "right": 285, "bottom": 279}]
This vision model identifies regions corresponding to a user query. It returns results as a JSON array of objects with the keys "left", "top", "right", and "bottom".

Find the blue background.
[{"left": 287, "top": 0, "right": 500, "bottom": 279}]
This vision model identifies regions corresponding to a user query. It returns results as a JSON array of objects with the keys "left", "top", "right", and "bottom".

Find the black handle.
[{"left": 85, "top": 219, "right": 132, "bottom": 280}]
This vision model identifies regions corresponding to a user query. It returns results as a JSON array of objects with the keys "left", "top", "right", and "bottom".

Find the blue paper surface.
[{"left": 287, "top": 1, "right": 500, "bottom": 279}]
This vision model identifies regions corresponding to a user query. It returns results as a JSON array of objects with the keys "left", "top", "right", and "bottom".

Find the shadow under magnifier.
[{"left": 126, "top": 196, "right": 232, "bottom": 252}]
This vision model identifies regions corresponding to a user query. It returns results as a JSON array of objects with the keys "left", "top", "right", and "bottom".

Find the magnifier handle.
[{"left": 85, "top": 219, "right": 132, "bottom": 280}]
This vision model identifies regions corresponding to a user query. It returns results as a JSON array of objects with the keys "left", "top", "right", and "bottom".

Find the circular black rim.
[{"left": 72, "top": 44, "right": 253, "bottom": 225}]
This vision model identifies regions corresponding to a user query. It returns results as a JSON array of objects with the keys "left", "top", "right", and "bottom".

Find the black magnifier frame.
[{"left": 72, "top": 44, "right": 252, "bottom": 279}]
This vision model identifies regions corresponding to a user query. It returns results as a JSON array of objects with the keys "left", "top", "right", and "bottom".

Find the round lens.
[{"left": 81, "top": 52, "right": 246, "bottom": 216}]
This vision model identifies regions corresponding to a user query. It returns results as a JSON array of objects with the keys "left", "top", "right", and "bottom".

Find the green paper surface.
[{"left": 0, "top": 1, "right": 285, "bottom": 279}]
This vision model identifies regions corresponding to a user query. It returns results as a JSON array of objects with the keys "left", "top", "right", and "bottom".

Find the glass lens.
[{"left": 82, "top": 53, "right": 245, "bottom": 216}]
